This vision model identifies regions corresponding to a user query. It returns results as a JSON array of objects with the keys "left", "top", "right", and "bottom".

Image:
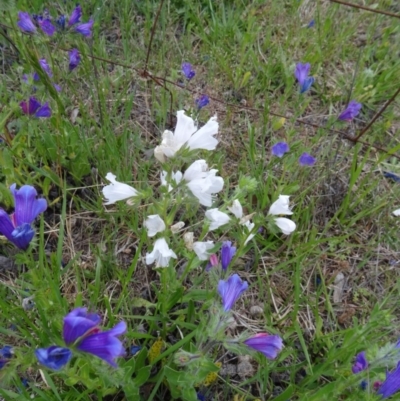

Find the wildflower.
[
  {"left": 145, "top": 238, "right": 177, "bottom": 267},
  {"left": 38, "top": 18, "right": 56, "bottom": 36},
  {"left": 295, "top": 62, "right": 314, "bottom": 94},
  {"left": 0, "top": 184, "right": 47, "bottom": 250},
  {"left": 183, "top": 160, "right": 224, "bottom": 207},
  {"left": 221, "top": 241, "right": 236, "bottom": 271},
  {"left": 196, "top": 95, "right": 210, "bottom": 109},
  {"left": 298, "top": 152, "right": 316, "bottom": 166},
  {"left": 205, "top": 208, "right": 230, "bottom": 231},
  {"left": 154, "top": 111, "right": 218, "bottom": 162},
  {"left": 69, "top": 49, "right": 81, "bottom": 71},
  {"left": 38, "top": 58, "right": 53, "bottom": 77},
  {"left": 268, "top": 195, "right": 296, "bottom": 235},
  {"left": 68, "top": 5, "right": 82, "bottom": 26},
  {"left": 271, "top": 142, "right": 289, "bottom": 158},
  {"left": 144, "top": 215, "right": 166, "bottom": 237},
  {"left": 243, "top": 333, "right": 283, "bottom": 359},
  {"left": 227, "top": 199, "right": 255, "bottom": 244},
  {"left": 102, "top": 172, "right": 139, "bottom": 205},
  {"left": 384, "top": 171, "right": 400, "bottom": 183},
  {"left": 75, "top": 19, "right": 94, "bottom": 37},
  {"left": 20, "top": 97, "right": 51, "bottom": 118},
  {"left": 206, "top": 253, "right": 219, "bottom": 271},
  {"left": 377, "top": 362, "right": 400, "bottom": 398},
  {"left": 218, "top": 273, "right": 248, "bottom": 312},
  {"left": 338, "top": 100, "right": 362, "bottom": 121},
  {"left": 393, "top": 209, "right": 400, "bottom": 217},
  {"left": 181, "top": 62, "right": 195, "bottom": 80},
  {"left": 193, "top": 241, "right": 214, "bottom": 260},
  {"left": 17, "top": 12, "right": 36, "bottom": 33},
  {"left": 0, "top": 346, "right": 13, "bottom": 369},
  {"left": 35, "top": 346, "right": 72, "bottom": 370},
  {"left": 56, "top": 15, "right": 66, "bottom": 30},
  {"left": 307, "top": 19, "right": 315, "bottom": 28},
  {"left": 352, "top": 351, "right": 368, "bottom": 374}
]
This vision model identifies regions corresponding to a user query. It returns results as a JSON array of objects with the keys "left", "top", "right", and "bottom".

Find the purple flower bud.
[
  {"left": 271, "top": 142, "right": 289, "bottom": 158},
  {"left": 39, "top": 58, "right": 53, "bottom": 77},
  {"left": 68, "top": 48, "right": 81, "bottom": 71},
  {"left": 221, "top": 241, "right": 236, "bottom": 271},
  {"left": 75, "top": 19, "right": 93, "bottom": 37},
  {"left": 54, "top": 84, "right": 62, "bottom": 92},
  {"left": 196, "top": 95, "right": 209, "bottom": 109},
  {"left": 20, "top": 97, "right": 41, "bottom": 115},
  {"left": 68, "top": 5, "right": 82, "bottom": 26},
  {"left": 17, "top": 12, "right": 36, "bottom": 33},
  {"left": 181, "top": 62, "right": 195, "bottom": 80},
  {"left": 295, "top": 63, "right": 314, "bottom": 93},
  {"left": 0, "top": 346, "right": 13, "bottom": 359},
  {"left": 307, "top": 20, "right": 315, "bottom": 28},
  {"left": 338, "top": 100, "right": 362, "bottom": 121},
  {"left": 56, "top": 15, "right": 66, "bottom": 30},
  {"left": 34, "top": 102, "right": 52, "bottom": 118},
  {"left": 377, "top": 362, "right": 400, "bottom": 398},
  {"left": 298, "top": 152, "right": 316, "bottom": 166},
  {"left": 352, "top": 351, "right": 368, "bottom": 374},
  {"left": 39, "top": 19, "right": 56, "bottom": 36},
  {"left": 35, "top": 346, "right": 72, "bottom": 370},
  {"left": 218, "top": 273, "right": 248, "bottom": 312},
  {"left": 243, "top": 333, "right": 283, "bottom": 359}
]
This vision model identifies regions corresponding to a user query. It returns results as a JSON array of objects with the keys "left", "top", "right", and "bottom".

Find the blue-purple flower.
[
  {"left": 352, "top": 351, "right": 368, "bottom": 374},
  {"left": 271, "top": 142, "right": 289, "bottom": 158},
  {"left": 17, "top": 12, "right": 36, "bottom": 33},
  {"left": 0, "top": 184, "right": 47, "bottom": 250},
  {"left": 0, "top": 346, "right": 13, "bottom": 369},
  {"left": 377, "top": 362, "right": 400, "bottom": 398},
  {"left": 298, "top": 152, "right": 316, "bottom": 166},
  {"left": 307, "top": 20, "right": 315, "bottom": 28},
  {"left": 196, "top": 95, "right": 209, "bottom": 109},
  {"left": 20, "top": 97, "right": 51, "bottom": 118},
  {"left": 221, "top": 241, "right": 236, "bottom": 271},
  {"left": 68, "top": 5, "right": 82, "bottom": 26},
  {"left": 69, "top": 48, "right": 81, "bottom": 71},
  {"left": 182, "top": 62, "right": 195, "bottom": 80},
  {"left": 218, "top": 274, "right": 248, "bottom": 312},
  {"left": 295, "top": 63, "right": 314, "bottom": 93},
  {"left": 243, "top": 333, "right": 283, "bottom": 359},
  {"left": 35, "top": 346, "right": 72, "bottom": 371},
  {"left": 38, "top": 18, "right": 56, "bottom": 36},
  {"left": 338, "top": 100, "right": 362, "bottom": 121},
  {"left": 75, "top": 19, "right": 94, "bottom": 37}
]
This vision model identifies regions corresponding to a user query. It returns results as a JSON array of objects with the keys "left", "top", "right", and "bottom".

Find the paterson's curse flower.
[
  {"left": 144, "top": 215, "right": 166, "bottom": 237},
  {"left": 182, "top": 62, "right": 195, "bottom": 80},
  {"left": 75, "top": 19, "right": 94, "bottom": 37},
  {"left": 377, "top": 362, "right": 400, "bottom": 398},
  {"left": 17, "top": 12, "right": 36, "bottom": 33},
  {"left": 271, "top": 142, "right": 289, "bottom": 158},
  {"left": 338, "top": 100, "right": 362, "bottom": 121},
  {"left": 0, "top": 184, "right": 47, "bottom": 250},
  {"left": 20, "top": 97, "right": 51, "bottom": 118},
  {"left": 193, "top": 241, "right": 214, "bottom": 261},
  {"left": 299, "top": 152, "right": 316, "bottom": 166},
  {"left": 68, "top": 5, "right": 82, "bottom": 26},
  {"left": 243, "top": 333, "right": 283, "bottom": 359},
  {"left": 352, "top": 351, "right": 368, "bottom": 374},
  {"left": 196, "top": 95, "right": 210, "bottom": 109},
  {"left": 221, "top": 241, "right": 236, "bottom": 271},
  {"left": 0, "top": 346, "right": 13, "bottom": 369},
  {"left": 218, "top": 274, "right": 248, "bottom": 312},
  {"left": 35, "top": 346, "right": 72, "bottom": 370},
  {"left": 68, "top": 48, "right": 81, "bottom": 71},
  {"left": 268, "top": 195, "right": 296, "bottom": 235},
  {"left": 154, "top": 111, "right": 219, "bottom": 162},
  {"left": 146, "top": 238, "right": 177, "bottom": 267},
  {"left": 102, "top": 172, "right": 139, "bottom": 205},
  {"left": 205, "top": 208, "right": 230, "bottom": 231},
  {"left": 38, "top": 18, "right": 56, "bottom": 36},
  {"left": 295, "top": 62, "right": 314, "bottom": 94}
]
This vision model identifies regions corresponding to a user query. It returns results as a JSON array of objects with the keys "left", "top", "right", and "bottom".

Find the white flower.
[
  {"left": 228, "top": 199, "right": 255, "bottom": 244},
  {"left": 144, "top": 215, "right": 166, "bottom": 237},
  {"left": 183, "top": 160, "right": 224, "bottom": 207},
  {"left": 160, "top": 170, "right": 183, "bottom": 192},
  {"left": 154, "top": 110, "right": 219, "bottom": 162},
  {"left": 274, "top": 218, "right": 296, "bottom": 235},
  {"left": 228, "top": 199, "right": 243, "bottom": 218},
  {"left": 243, "top": 220, "right": 255, "bottom": 245},
  {"left": 393, "top": 209, "right": 400, "bottom": 216},
  {"left": 193, "top": 241, "right": 214, "bottom": 260},
  {"left": 268, "top": 195, "right": 293, "bottom": 216},
  {"left": 145, "top": 238, "right": 177, "bottom": 267},
  {"left": 102, "top": 172, "right": 139, "bottom": 205},
  {"left": 205, "top": 208, "right": 230, "bottom": 231}
]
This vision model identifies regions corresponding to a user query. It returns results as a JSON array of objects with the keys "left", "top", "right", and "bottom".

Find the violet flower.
[
  {"left": 243, "top": 333, "right": 283, "bottom": 360},
  {"left": 182, "top": 62, "right": 195, "bottom": 80},
  {"left": 295, "top": 62, "right": 314, "bottom": 94},
  {"left": 37, "top": 58, "right": 53, "bottom": 78},
  {"left": 68, "top": 5, "right": 82, "bottom": 26},
  {"left": 35, "top": 346, "right": 72, "bottom": 371},
  {"left": 338, "top": 100, "right": 362, "bottom": 121},
  {"left": 17, "top": 12, "right": 36, "bottom": 33},
  {"left": 377, "top": 362, "right": 400, "bottom": 398},
  {"left": 218, "top": 274, "right": 248, "bottom": 312},
  {"left": 56, "top": 15, "right": 66, "bottom": 30},
  {"left": 271, "top": 142, "right": 289, "bottom": 158},
  {"left": 20, "top": 97, "right": 51, "bottom": 118},
  {"left": 0, "top": 184, "right": 47, "bottom": 250},
  {"left": 196, "top": 95, "right": 209, "bottom": 109},
  {"left": 69, "top": 48, "right": 81, "bottom": 71},
  {"left": 221, "top": 241, "right": 236, "bottom": 271},
  {"left": 307, "top": 20, "right": 315, "bottom": 28},
  {"left": 298, "top": 152, "right": 316, "bottom": 166},
  {"left": 38, "top": 18, "right": 56, "bottom": 36},
  {"left": 352, "top": 351, "right": 368, "bottom": 374},
  {"left": 75, "top": 19, "right": 94, "bottom": 37},
  {"left": 0, "top": 346, "right": 13, "bottom": 370}
]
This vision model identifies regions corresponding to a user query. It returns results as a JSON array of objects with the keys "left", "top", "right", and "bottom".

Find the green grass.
[{"left": 1, "top": 0, "right": 400, "bottom": 399}]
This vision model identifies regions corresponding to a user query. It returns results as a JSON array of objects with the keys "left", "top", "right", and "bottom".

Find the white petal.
[
  {"left": 102, "top": 172, "right": 139, "bottom": 205},
  {"left": 274, "top": 217, "right": 296, "bottom": 235},
  {"left": 243, "top": 220, "right": 255, "bottom": 245},
  {"left": 144, "top": 215, "right": 166, "bottom": 237},
  {"left": 393, "top": 209, "right": 400, "bottom": 216},
  {"left": 183, "top": 160, "right": 208, "bottom": 182},
  {"left": 268, "top": 195, "right": 293, "bottom": 216},
  {"left": 154, "top": 146, "right": 165, "bottom": 162},
  {"left": 193, "top": 241, "right": 214, "bottom": 260},
  {"left": 158, "top": 130, "right": 181, "bottom": 158},
  {"left": 174, "top": 110, "right": 197, "bottom": 144},
  {"left": 187, "top": 115, "right": 219, "bottom": 151},
  {"left": 228, "top": 199, "right": 243, "bottom": 218},
  {"left": 145, "top": 238, "right": 177, "bottom": 267},
  {"left": 205, "top": 208, "right": 230, "bottom": 231}
]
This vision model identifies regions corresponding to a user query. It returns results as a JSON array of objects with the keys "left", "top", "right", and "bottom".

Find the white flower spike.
[
  {"left": 228, "top": 199, "right": 243, "bottom": 219},
  {"left": 268, "top": 195, "right": 293, "bottom": 216},
  {"left": 144, "top": 215, "right": 166, "bottom": 237},
  {"left": 274, "top": 217, "right": 296, "bottom": 235},
  {"left": 154, "top": 110, "right": 219, "bottom": 161},
  {"left": 193, "top": 241, "right": 214, "bottom": 260},
  {"left": 102, "top": 172, "right": 139, "bottom": 205},
  {"left": 145, "top": 238, "right": 177, "bottom": 268},
  {"left": 205, "top": 209, "right": 230, "bottom": 231}
]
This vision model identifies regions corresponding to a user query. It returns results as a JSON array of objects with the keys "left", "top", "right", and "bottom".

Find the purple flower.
[
  {"left": 20, "top": 97, "right": 51, "bottom": 118},
  {"left": 35, "top": 346, "right": 72, "bottom": 370},
  {"left": 295, "top": 63, "right": 314, "bottom": 93},
  {"left": 69, "top": 48, "right": 81, "bottom": 71},
  {"left": 75, "top": 19, "right": 93, "bottom": 37},
  {"left": 307, "top": 20, "right": 315, "bottom": 28},
  {"left": 39, "top": 19, "right": 56, "bottom": 36},
  {"left": 17, "top": 12, "right": 36, "bottom": 33},
  {"left": 271, "top": 142, "right": 289, "bottom": 158},
  {"left": 68, "top": 5, "right": 82, "bottom": 26},
  {"left": 218, "top": 274, "right": 248, "bottom": 312},
  {"left": 0, "top": 346, "right": 13, "bottom": 370},
  {"left": 56, "top": 15, "right": 66, "bottom": 30},
  {"left": 221, "top": 241, "right": 236, "bottom": 271},
  {"left": 243, "top": 333, "right": 283, "bottom": 359},
  {"left": 377, "top": 362, "right": 400, "bottom": 398},
  {"left": 196, "top": 95, "right": 209, "bottom": 109},
  {"left": 39, "top": 58, "right": 53, "bottom": 77},
  {"left": 182, "top": 62, "right": 195, "bottom": 80},
  {"left": 338, "top": 100, "right": 362, "bottom": 121},
  {"left": 352, "top": 351, "right": 368, "bottom": 374},
  {"left": 0, "top": 184, "right": 47, "bottom": 250},
  {"left": 298, "top": 152, "right": 316, "bottom": 166}
]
